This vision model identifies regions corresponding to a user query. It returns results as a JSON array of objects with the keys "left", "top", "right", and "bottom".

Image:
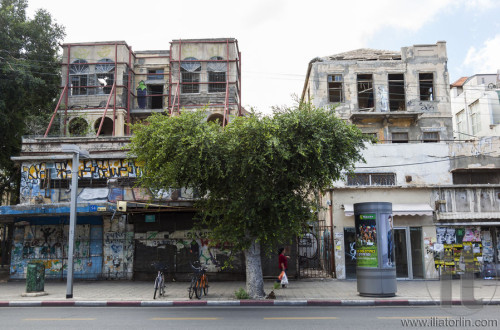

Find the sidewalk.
[{"left": 1, "top": 278, "right": 500, "bottom": 307}]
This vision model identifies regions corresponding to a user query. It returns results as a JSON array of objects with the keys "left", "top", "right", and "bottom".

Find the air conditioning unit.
[{"left": 117, "top": 201, "right": 127, "bottom": 212}]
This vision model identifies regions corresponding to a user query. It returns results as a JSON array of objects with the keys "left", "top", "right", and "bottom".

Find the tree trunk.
[{"left": 244, "top": 239, "right": 265, "bottom": 298}]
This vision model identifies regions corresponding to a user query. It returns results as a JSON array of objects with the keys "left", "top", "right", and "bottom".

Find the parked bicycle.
[
  {"left": 152, "top": 261, "right": 167, "bottom": 299},
  {"left": 188, "top": 261, "right": 208, "bottom": 299}
]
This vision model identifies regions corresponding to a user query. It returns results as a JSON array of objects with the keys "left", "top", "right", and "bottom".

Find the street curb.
[{"left": 2, "top": 299, "right": 500, "bottom": 307}]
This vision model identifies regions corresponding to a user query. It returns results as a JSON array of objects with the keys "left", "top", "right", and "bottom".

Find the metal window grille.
[
  {"left": 391, "top": 132, "right": 408, "bottom": 143},
  {"left": 422, "top": 131, "right": 439, "bottom": 142},
  {"left": 347, "top": 173, "right": 396, "bottom": 186}
]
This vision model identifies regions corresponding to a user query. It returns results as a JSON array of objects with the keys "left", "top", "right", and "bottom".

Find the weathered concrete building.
[
  {"left": 0, "top": 39, "right": 278, "bottom": 282},
  {"left": 300, "top": 41, "right": 500, "bottom": 280}
]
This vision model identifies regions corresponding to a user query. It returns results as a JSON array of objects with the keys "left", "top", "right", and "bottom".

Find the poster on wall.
[
  {"left": 463, "top": 227, "right": 481, "bottom": 242},
  {"left": 355, "top": 213, "right": 378, "bottom": 268},
  {"left": 436, "top": 227, "right": 456, "bottom": 245}
]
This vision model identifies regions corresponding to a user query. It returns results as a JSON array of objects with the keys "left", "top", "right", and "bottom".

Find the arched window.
[
  {"left": 207, "top": 56, "right": 226, "bottom": 93},
  {"left": 69, "top": 59, "right": 89, "bottom": 95},
  {"left": 68, "top": 117, "right": 89, "bottom": 136},
  {"left": 96, "top": 58, "right": 115, "bottom": 94},
  {"left": 94, "top": 117, "right": 114, "bottom": 136},
  {"left": 181, "top": 57, "right": 201, "bottom": 94}
]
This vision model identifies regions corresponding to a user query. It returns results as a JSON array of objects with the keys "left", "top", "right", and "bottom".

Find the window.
[
  {"left": 419, "top": 73, "right": 434, "bottom": 101},
  {"left": 69, "top": 59, "right": 89, "bottom": 95},
  {"left": 422, "top": 131, "right": 439, "bottom": 143},
  {"left": 147, "top": 69, "right": 164, "bottom": 80},
  {"left": 95, "top": 58, "right": 115, "bottom": 94},
  {"left": 470, "top": 101, "right": 481, "bottom": 135},
  {"left": 363, "top": 132, "right": 378, "bottom": 143},
  {"left": 453, "top": 170, "right": 500, "bottom": 184},
  {"left": 391, "top": 132, "right": 409, "bottom": 143},
  {"left": 208, "top": 56, "right": 226, "bottom": 93},
  {"left": 388, "top": 74, "right": 405, "bottom": 111},
  {"left": 456, "top": 110, "right": 466, "bottom": 140},
  {"left": 328, "top": 74, "right": 343, "bottom": 103},
  {"left": 181, "top": 57, "right": 201, "bottom": 93},
  {"left": 357, "top": 74, "right": 374, "bottom": 109},
  {"left": 68, "top": 117, "right": 89, "bottom": 136},
  {"left": 347, "top": 173, "right": 396, "bottom": 186}
]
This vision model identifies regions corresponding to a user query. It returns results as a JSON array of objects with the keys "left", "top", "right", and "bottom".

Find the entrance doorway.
[
  {"left": 148, "top": 85, "right": 163, "bottom": 109},
  {"left": 394, "top": 227, "right": 424, "bottom": 279}
]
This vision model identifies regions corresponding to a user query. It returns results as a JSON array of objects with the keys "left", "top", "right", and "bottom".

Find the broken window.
[
  {"left": 422, "top": 131, "right": 439, "bottom": 143},
  {"left": 391, "top": 132, "right": 409, "bottom": 143},
  {"left": 147, "top": 69, "right": 164, "bottom": 80},
  {"left": 69, "top": 59, "right": 89, "bottom": 95},
  {"left": 328, "top": 74, "right": 343, "bottom": 103},
  {"left": 347, "top": 173, "right": 396, "bottom": 186},
  {"left": 181, "top": 57, "right": 201, "bottom": 93},
  {"left": 388, "top": 74, "right": 405, "bottom": 111},
  {"left": 357, "top": 74, "right": 374, "bottom": 109},
  {"left": 208, "top": 56, "right": 226, "bottom": 93},
  {"left": 419, "top": 73, "right": 434, "bottom": 101},
  {"left": 95, "top": 58, "right": 115, "bottom": 95}
]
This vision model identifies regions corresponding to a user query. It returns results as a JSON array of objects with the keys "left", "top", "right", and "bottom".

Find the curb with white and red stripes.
[{"left": 1, "top": 299, "right": 500, "bottom": 307}]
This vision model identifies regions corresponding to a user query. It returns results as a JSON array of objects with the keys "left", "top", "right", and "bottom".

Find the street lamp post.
[{"left": 61, "top": 144, "right": 90, "bottom": 299}]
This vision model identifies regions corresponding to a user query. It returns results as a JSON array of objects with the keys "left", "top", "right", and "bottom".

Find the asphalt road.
[{"left": 1, "top": 306, "right": 499, "bottom": 330}]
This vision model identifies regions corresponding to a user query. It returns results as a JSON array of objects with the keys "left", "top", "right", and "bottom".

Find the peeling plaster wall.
[
  {"left": 449, "top": 137, "right": 500, "bottom": 170},
  {"left": 334, "top": 143, "right": 452, "bottom": 187},
  {"left": 306, "top": 42, "right": 452, "bottom": 141}
]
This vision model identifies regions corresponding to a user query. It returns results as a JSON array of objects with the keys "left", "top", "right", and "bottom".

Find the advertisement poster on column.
[{"left": 355, "top": 213, "right": 378, "bottom": 267}]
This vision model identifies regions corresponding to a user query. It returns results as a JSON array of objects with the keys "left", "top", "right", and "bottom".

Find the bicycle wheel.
[
  {"left": 195, "top": 276, "right": 203, "bottom": 299},
  {"left": 153, "top": 276, "right": 159, "bottom": 299},
  {"left": 159, "top": 276, "right": 165, "bottom": 297},
  {"left": 188, "top": 277, "right": 196, "bottom": 299},
  {"left": 203, "top": 275, "right": 208, "bottom": 295}
]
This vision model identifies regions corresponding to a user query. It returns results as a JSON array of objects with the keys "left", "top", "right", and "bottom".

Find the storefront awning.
[
  {"left": 436, "top": 212, "right": 500, "bottom": 221},
  {"left": 343, "top": 203, "right": 433, "bottom": 216}
]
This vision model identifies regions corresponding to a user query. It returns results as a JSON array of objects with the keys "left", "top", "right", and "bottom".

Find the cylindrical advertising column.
[{"left": 354, "top": 202, "right": 396, "bottom": 297}]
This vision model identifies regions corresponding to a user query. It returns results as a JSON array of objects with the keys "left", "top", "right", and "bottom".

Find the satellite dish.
[{"left": 98, "top": 77, "right": 108, "bottom": 86}]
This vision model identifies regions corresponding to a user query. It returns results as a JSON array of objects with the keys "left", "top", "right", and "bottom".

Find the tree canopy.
[
  {"left": 129, "top": 103, "right": 370, "bottom": 297},
  {"left": 0, "top": 0, "right": 65, "bottom": 204}
]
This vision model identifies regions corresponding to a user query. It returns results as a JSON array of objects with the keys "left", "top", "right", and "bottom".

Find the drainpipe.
[{"left": 329, "top": 190, "right": 336, "bottom": 278}]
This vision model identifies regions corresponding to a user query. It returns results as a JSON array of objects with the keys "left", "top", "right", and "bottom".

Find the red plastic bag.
[{"left": 278, "top": 271, "right": 285, "bottom": 280}]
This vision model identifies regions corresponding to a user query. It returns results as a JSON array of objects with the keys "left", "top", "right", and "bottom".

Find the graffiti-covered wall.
[
  {"left": 9, "top": 215, "right": 134, "bottom": 280},
  {"left": 10, "top": 217, "right": 101, "bottom": 279},
  {"left": 103, "top": 215, "right": 134, "bottom": 279},
  {"left": 19, "top": 159, "right": 195, "bottom": 204}
]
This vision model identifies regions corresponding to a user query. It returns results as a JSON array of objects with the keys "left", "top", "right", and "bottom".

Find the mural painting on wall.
[
  {"left": 10, "top": 224, "right": 94, "bottom": 279},
  {"left": 20, "top": 159, "right": 196, "bottom": 204},
  {"left": 135, "top": 229, "right": 238, "bottom": 273}
]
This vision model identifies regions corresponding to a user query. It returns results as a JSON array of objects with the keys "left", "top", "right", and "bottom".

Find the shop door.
[
  {"left": 343, "top": 227, "right": 357, "bottom": 279},
  {"left": 394, "top": 228, "right": 409, "bottom": 278},
  {"left": 394, "top": 227, "right": 424, "bottom": 279}
]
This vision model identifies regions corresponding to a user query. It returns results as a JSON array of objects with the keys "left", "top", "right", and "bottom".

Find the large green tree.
[
  {"left": 0, "top": 0, "right": 65, "bottom": 204},
  {"left": 129, "top": 103, "right": 370, "bottom": 298}
]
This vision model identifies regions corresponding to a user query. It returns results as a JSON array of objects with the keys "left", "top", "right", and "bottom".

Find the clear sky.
[{"left": 27, "top": 0, "right": 500, "bottom": 114}]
